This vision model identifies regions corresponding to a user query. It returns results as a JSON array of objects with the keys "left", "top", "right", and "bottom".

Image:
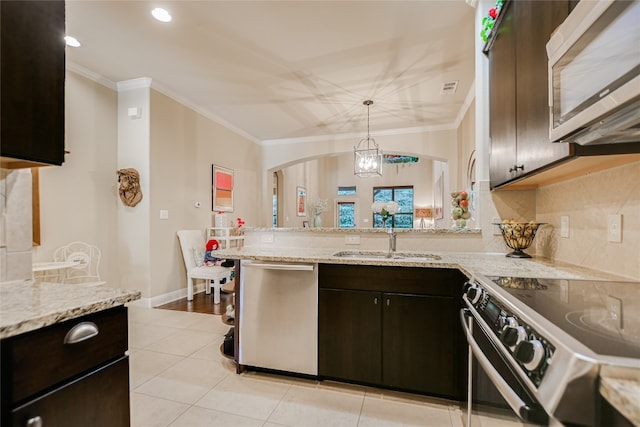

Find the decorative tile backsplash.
[{"left": 0, "top": 168, "right": 33, "bottom": 282}]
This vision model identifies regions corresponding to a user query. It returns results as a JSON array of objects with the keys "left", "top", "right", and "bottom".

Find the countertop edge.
[
  {"left": 600, "top": 366, "right": 640, "bottom": 426},
  {"left": 1, "top": 281, "right": 141, "bottom": 339}
]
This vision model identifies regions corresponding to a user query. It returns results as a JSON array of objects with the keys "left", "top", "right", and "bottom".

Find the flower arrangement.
[
  {"left": 230, "top": 216, "right": 245, "bottom": 235},
  {"left": 310, "top": 199, "right": 329, "bottom": 216},
  {"left": 371, "top": 200, "right": 400, "bottom": 222},
  {"left": 480, "top": 0, "right": 505, "bottom": 43}
]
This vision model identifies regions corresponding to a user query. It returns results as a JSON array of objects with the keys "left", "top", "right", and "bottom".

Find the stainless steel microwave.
[{"left": 547, "top": 0, "right": 640, "bottom": 145}]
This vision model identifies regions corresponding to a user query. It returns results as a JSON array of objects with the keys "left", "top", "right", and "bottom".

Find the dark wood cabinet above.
[
  {"left": 487, "top": 0, "right": 640, "bottom": 190},
  {"left": 0, "top": 0, "right": 66, "bottom": 169}
]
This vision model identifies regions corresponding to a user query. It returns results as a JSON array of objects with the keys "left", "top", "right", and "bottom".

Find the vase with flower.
[
  {"left": 310, "top": 199, "right": 328, "bottom": 228},
  {"left": 371, "top": 200, "right": 400, "bottom": 228}
]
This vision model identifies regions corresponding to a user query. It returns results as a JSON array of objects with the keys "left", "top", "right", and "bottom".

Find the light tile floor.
[{"left": 128, "top": 305, "right": 525, "bottom": 427}]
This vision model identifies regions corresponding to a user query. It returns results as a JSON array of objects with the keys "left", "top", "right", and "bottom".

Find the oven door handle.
[{"left": 460, "top": 309, "right": 533, "bottom": 419}]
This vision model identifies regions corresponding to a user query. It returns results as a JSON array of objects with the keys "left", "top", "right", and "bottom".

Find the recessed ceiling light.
[
  {"left": 151, "top": 7, "right": 172, "bottom": 23},
  {"left": 64, "top": 35, "right": 81, "bottom": 47}
]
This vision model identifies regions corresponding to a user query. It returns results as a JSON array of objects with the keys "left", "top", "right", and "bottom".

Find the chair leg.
[
  {"left": 187, "top": 277, "right": 194, "bottom": 301},
  {"left": 212, "top": 280, "right": 221, "bottom": 305}
]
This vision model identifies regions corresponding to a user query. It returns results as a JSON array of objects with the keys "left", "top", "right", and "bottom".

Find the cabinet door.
[
  {"left": 11, "top": 356, "right": 130, "bottom": 427},
  {"left": 319, "top": 289, "right": 382, "bottom": 384},
  {"left": 382, "top": 293, "right": 462, "bottom": 399},
  {"left": 488, "top": 1, "right": 517, "bottom": 189},
  {"left": 515, "top": 0, "right": 571, "bottom": 174},
  {"left": 0, "top": 1, "right": 66, "bottom": 166}
]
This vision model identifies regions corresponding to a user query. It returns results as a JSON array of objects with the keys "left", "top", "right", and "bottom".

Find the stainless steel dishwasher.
[{"left": 238, "top": 259, "right": 318, "bottom": 375}]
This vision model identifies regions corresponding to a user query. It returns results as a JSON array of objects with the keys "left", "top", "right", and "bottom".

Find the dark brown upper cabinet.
[{"left": 1, "top": 1, "right": 66, "bottom": 168}]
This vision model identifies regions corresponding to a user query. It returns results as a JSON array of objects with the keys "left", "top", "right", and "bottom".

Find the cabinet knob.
[
  {"left": 509, "top": 164, "right": 525, "bottom": 173},
  {"left": 26, "top": 416, "right": 43, "bottom": 427},
  {"left": 374, "top": 297, "right": 378, "bottom": 305}
]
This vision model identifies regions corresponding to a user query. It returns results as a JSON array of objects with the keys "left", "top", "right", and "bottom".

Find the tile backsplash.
[
  {"left": 0, "top": 168, "right": 33, "bottom": 282},
  {"left": 535, "top": 161, "right": 639, "bottom": 280}
]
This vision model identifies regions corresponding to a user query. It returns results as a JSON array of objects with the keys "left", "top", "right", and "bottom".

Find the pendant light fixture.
[{"left": 354, "top": 100, "right": 382, "bottom": 177}]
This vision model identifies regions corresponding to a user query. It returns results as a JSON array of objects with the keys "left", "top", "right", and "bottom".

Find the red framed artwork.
[{"left": 212, "top": 165, "right": 234, "bottom": 212}]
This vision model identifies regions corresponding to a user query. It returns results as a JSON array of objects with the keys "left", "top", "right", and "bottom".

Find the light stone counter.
[
  {"left": 0, "top": 280, "right": 141, "bottom": 339},
  {"left": 215, "top": 245, "right": 638, "bottom": 420},
  {"left": 600, "top": 365, "right": 640, "bottom": 426},
  {"left": 214, "top": 246, "right": 626, "bottom": 282}
]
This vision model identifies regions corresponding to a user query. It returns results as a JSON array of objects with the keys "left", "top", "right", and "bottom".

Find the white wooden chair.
[
  {"left": 53, "top": 241, "right": 105, "bottom": 286},
  {"left": 177, "top": 230, "right": 233, "bottom": 303}
]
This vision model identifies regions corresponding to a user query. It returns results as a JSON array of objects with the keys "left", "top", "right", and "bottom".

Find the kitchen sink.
[{"left": 332, "top": 251, "right": 441, "bottom": 261}]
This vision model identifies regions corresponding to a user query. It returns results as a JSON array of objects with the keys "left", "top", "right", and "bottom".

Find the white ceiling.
[{"left": 65, "top": 1, "right": 476, "bottom": 143}]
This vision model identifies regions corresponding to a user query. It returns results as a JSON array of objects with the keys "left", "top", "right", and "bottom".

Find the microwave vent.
[{"left": 440, "top": 81, "right": 459, "bottom": 95}]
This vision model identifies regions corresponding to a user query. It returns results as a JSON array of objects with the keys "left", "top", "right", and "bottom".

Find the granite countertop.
[
  {"left": 215, "top": 246, "right": 639, "bottom": 421},
  {"left": 600, "top": 365, "right": 640, "bottom": 425},
  {"left": 214, "top": 246, "right": 627, "bottom": 281},
  {"left": 0, "top": 280, "right": 141, "bottom": 339}
]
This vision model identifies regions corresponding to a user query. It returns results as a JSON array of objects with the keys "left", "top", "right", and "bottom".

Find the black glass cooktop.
[{"left": 488, "top": 276, "right": 640, "bottom": 359}]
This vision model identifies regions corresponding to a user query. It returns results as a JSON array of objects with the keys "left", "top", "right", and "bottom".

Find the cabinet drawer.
[
  {"left": 11, "top": 356, "right": 130, "bottom": 427},
  {"left": 319, "top": 264, "right": 462, "bottom": 296},
  {"left": 4, "top": 306, "right": 128, "bottom": 404}
]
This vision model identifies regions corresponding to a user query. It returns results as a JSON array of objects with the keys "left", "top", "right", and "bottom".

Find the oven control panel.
[{"left": 464, "top": 282, "right": 555, "bottom": 387}]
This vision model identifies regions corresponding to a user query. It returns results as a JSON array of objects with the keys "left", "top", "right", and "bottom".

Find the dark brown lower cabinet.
[
  {"left": 11, "top": 357, "right": 130, "bottom": 427},
  {"left": 318, "top": 264, "right": 466, "bottom": 400},
  {"left": 1, "top": 306, "right": 131, "bottom": 426}
]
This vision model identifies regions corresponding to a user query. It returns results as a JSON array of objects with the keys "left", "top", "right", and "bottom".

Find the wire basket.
[{"left": 493, "top": 222, "right": 545, "bottom": 258}]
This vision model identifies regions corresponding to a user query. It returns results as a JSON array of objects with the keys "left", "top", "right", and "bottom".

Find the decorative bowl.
[{"left": 493, "top": 221, "right": 545, "bottom": 258}]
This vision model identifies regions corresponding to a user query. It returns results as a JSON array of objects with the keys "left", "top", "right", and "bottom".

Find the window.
[
  {"left": 373, "top": 186, "right": 414, "bottom": 228},
  {"left": 337, "top": 186, "right": 357, "bottom": 196},
  {"left": 337, "top": 201, "right": 356, "bottom": 228}
]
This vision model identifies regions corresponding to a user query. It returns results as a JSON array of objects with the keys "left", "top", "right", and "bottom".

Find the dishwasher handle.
[{"left": 242, "top": 261, "right": 315, "bottom": 271}]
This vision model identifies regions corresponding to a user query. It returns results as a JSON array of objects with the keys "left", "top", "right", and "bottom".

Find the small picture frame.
[
  {"left": 303, "top": 221, "right": 310, "bottom": 228},
  {"left": 296, "top": 186, "right": 307, "bottom": 217}
]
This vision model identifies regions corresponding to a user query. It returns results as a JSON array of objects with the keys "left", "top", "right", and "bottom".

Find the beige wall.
[
  {"left": 22, "top": 70, "right": 262, "bottom": 302},
  {"left": 33, "top": 72, "right": 120, "bottom": 285},
  {"left": 149, "top": 90, "right": 261, "bottom": 298}
]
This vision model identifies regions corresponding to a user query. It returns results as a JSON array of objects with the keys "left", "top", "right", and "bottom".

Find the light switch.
[
  {"left": 160, "top": 209, "right": 169, "bottom": 220},
  {"left": 607, "top": 214, "right": 622, "bottom": 243}
]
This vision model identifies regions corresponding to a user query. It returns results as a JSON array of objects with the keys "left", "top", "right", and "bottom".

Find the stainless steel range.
[{"left": 461, "top": 275, "right": 640, "bottom": 426}]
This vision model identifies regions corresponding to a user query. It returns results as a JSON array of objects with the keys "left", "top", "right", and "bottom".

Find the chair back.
[
  {"left": 53, "top": 241, "right": 101, "bottom": 284},
  {"left": 177, "top": 230, "right": 206, "bottom": 270}
]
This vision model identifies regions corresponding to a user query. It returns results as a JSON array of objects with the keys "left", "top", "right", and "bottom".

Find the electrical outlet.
[
  {"left": 345, "top": 235, "right": 360, "bottom": 245},
  {"left": 159, "top": 209, "right": 169, "bottom": 220},
  {"left": 607, "top": 214, "right": 622, "bottom": 243},
  {"left": 260, "top": 233, "right": 274, "bottom": 243},
  {"left": 492, "top": 217, "right": 502, "bottom": 235},
  {"left": 606, "top": 295, "right": 623, "bottom": 329},
  {"left": 560, "top": 216, "right": 569, "bottom": 238}
]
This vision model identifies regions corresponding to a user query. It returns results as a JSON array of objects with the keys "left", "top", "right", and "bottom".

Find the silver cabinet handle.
[
  {"left": 374, "top": 297, "right": 378, "bottom": 305},
  {"left": 26, "top": 416, "right": 43, "bottom": 427},
  {"left": 63, "top": 322, "right": 99, "bottom": 344},
  {"left": 386, "top": 298, "right": 390, "bottom": 306}
]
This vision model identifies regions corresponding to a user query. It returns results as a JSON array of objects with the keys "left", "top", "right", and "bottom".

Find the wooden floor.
[{"left": 156, "top": 290, "right": 234, "bottom": 315}]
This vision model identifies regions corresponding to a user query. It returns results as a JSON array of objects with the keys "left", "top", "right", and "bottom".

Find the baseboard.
[{"left": 126, "top": 282, "right": 207, "bottom": 308}]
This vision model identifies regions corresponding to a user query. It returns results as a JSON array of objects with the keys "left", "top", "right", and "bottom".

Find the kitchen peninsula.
[
  {"left": 214, "top": 229, "right": 639, "bottom": 426},
  {"left": 0, "top": 281, "right": 140, "bottom": 426}
]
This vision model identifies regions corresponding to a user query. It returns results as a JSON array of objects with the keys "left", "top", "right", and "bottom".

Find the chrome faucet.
[{"left": 387, "top": 227, "right": 397, "bottom": 257}]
